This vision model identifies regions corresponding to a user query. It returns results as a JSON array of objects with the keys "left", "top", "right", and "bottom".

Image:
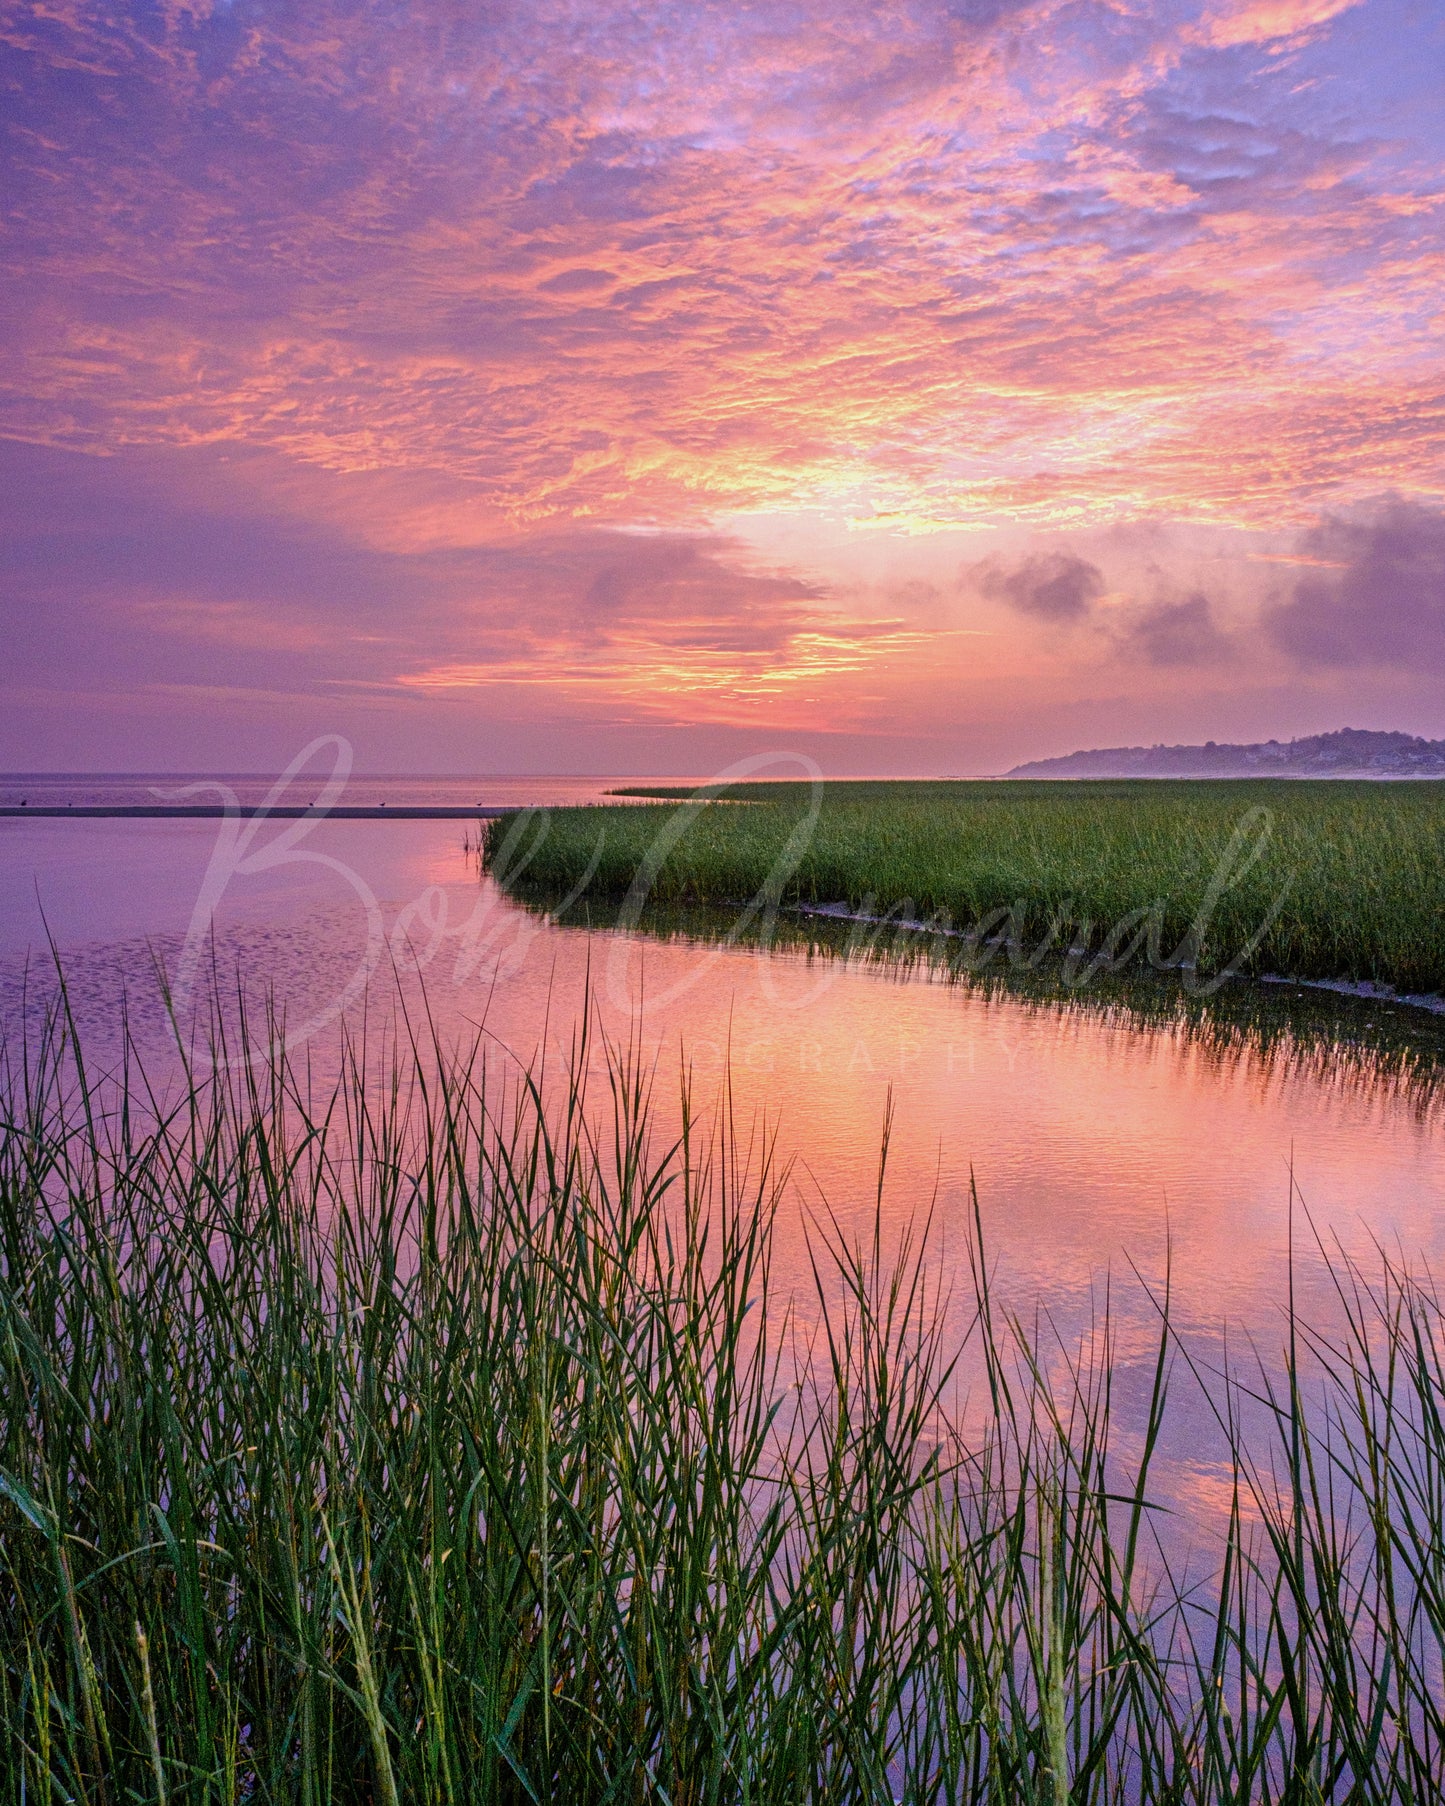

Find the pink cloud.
[{"left": 1195, "top": 0, "right": 1361, "bottom": 50}]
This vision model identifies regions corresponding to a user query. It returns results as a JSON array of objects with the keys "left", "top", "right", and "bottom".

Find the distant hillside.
[{"left": 1007, "top": 728, "right": 1445, "bottom": 780}]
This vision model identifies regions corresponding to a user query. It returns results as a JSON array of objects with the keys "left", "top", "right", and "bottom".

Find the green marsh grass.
[
  {"left": 485, "top": 779, "right": 1445, "bottom": 995},
  {"left": 3, "top": 993, "right": 1445, "bottom": 1801}
]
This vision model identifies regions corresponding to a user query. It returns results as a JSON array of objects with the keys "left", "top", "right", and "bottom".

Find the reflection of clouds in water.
[
  {"left": 2, "top": 867, "right": 1443, "bottom": 1551},
  {"left": 0, "top": 879, "right": 556, "bottom": 1089},
  {"left": 0, "top": 911, "right": 374, "bottom": 1069},
  {"left": 660, "top": 899, "right": 1445, "bottom": 1125}
]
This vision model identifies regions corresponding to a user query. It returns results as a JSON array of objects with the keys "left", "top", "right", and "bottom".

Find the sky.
[{"left": 1, "top": 0, "right": 1442, "bottom": 775}]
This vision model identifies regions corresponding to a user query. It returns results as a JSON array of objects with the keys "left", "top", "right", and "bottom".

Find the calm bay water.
[{"left": 3, "top": 778, "right": 1444, "bottom": 1535}]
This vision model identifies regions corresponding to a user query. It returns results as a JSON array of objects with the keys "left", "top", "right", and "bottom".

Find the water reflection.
[
  {"left": 540, "top": 886, "right": 1445, "bottom": 1121},
  {"left": 490, "top": 880, "right": 1445, "bottom": 1442},
  {"left": 3, "top": 818, "right": 1443, "bottom": 1546}
]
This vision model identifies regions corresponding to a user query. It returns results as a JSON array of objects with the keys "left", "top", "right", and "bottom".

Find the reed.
[
  {"left": 2, "top": 994, "right": 1444, "bottom": 1801},
  {"left": 484, "top": 779, "right": 1445, "bottom": 994}
]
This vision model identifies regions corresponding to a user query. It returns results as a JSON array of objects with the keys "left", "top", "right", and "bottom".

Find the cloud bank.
[
  {"left": 1267, "top": 500, "right": 1445, "bottom": 672},
  {"left": 3, "top": 0, "right": 1440, "bottom": 533},
  {"left": 0, "top": 0, "right": 1441, "bottom": 764}
]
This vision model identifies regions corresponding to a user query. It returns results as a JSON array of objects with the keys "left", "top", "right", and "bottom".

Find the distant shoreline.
[{"left": 1008, "top": 726, "right": 1445, "bottom": 780}]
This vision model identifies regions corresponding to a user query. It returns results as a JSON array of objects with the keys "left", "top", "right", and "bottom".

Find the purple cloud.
[
  {"left": 1266, "top": 500, "right": 1445, "bottom": 671},
  {"left": 973, "top": 552, "right": 1106, "bottom": 621},
  {"left": 1118, "top": 592, "right": 1233, "bottom": 666}
]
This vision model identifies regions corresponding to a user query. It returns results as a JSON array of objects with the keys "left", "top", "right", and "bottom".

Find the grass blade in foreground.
[{"left": 1, "top": 995, "right": 1444, "bottom": 1801}]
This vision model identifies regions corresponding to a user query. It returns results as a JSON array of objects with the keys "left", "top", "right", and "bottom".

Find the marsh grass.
[
  {"left": 3, "top": 990, "right": 1445, "bottom": 1802},
  {"left": 486, "top": 779, "right": 1445, "bottom": 995}
]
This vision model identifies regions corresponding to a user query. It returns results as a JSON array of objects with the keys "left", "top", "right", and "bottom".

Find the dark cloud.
[
  {"left": 1132, "top": 102, "right": 1360, "bottom": 215},
  {"left": 1116, "top": 591, "right": 1233, "bottom": 666},
  {"left": 970, "top": 539, "right": 1236, "bottom": 665},
  {"left": 538, "top": 267, "right": 617, "bottom": 293},
  {"left": 1266, "top": 500, "right": 1445, "bottom": 672},
  {"left": 973, "top": 551, "right": 1105, "bottom": 620},
  {"left": 942, "top": 0, "right": 1037, "bottom": 26}
]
